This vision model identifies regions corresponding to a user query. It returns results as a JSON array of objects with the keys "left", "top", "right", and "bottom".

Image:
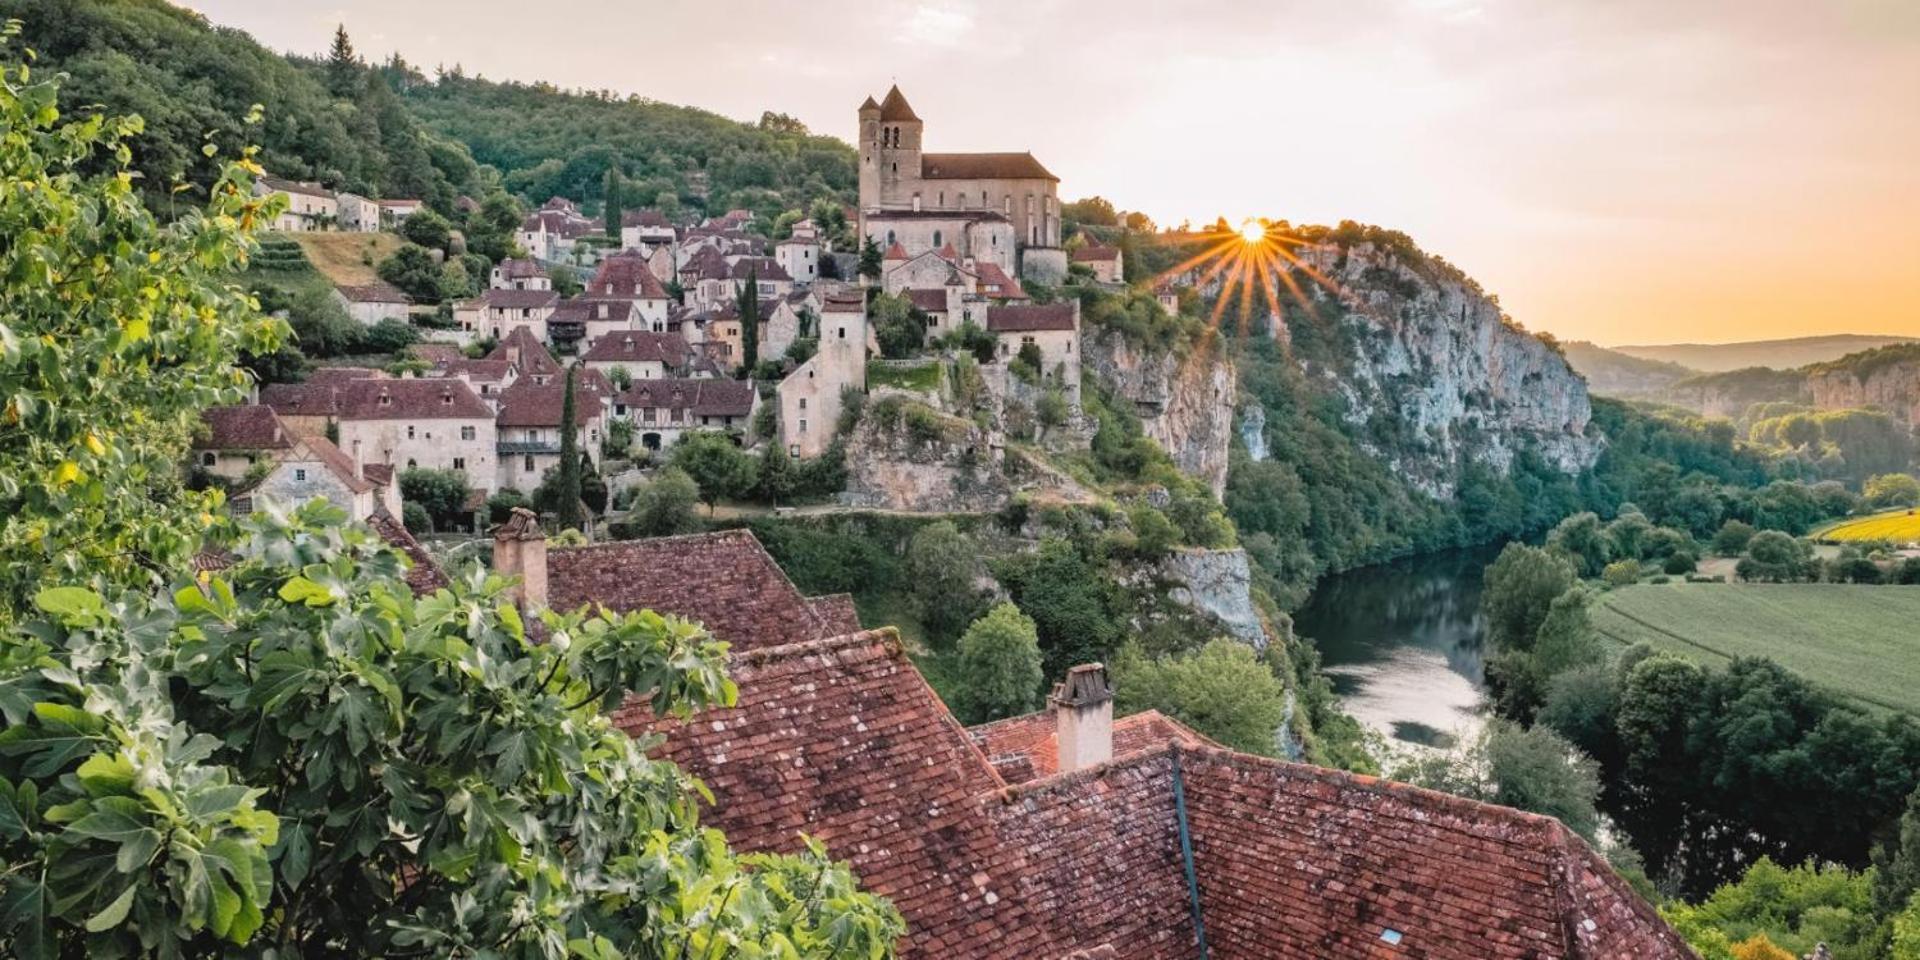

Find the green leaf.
[
  {"left": 275, "top": 822, "right": 312, "bottom": 891},
  {"left": 75, "top": 752, "right": 136, "bottom": 794},
  {"left": 65, "top": 798, "right": 150, "bottom": 843},
  {"left": 277, "top": 576, "right": 334, "bottom": 607},
  {"left": 182, "top": 783, "right": 250, "bottom": 822},
  {"left": 32, "top": 586, "right": 101, "bottom": 621},
  {"left": 83, "top": 884, "right": 136, "bottom": 932}
]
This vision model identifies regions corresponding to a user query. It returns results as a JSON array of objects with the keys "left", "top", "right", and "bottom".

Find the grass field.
[
  {"left": 1816, "top": 508, "right": 1920, "bottom": 545},
  {"left": 867, "top": 360, "right": 944, "bottom": 394},
  {"left": 1591, "top": 583, "right": 1920, "bottom": 714},
  {"left": 282, "top": 232, "right": 403, "bottom": 287}
]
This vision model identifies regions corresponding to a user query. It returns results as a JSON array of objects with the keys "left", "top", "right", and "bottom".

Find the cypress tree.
[
  {"left": 738, "top": 268, "right": 759, "bottom": 374},
  {"left": 602, "top": 167, "right": 624, "bottom": 245},
  {"left": 326, "top": 25, "right": 359, "bottom": 98},
  {"left": 554, "top": 366, "right": 586, "bottom": 532}
]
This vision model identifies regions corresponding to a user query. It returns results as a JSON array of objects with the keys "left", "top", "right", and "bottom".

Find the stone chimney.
[
  {"left": 491, "top": 506, "right": 548, "bottom": 611},
  {"left": 1051, "top": 663, "right": 1114, "bottom": 773}
]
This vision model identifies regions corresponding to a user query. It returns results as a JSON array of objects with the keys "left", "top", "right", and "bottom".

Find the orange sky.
[{"left": 196, "top": 0, "right": 1919, "bottom": 345}]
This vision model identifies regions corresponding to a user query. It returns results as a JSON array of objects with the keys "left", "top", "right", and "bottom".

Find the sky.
[{"left": 191, "top": 0, "right": 1920, "bottom": 346}]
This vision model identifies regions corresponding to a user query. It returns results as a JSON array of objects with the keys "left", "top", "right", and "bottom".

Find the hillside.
[
  {"left": 1562, "top": 340, "right": 1697, "bottom": 397},
  {"left": 286, "top": 232, "right": 405, "bottom": 287},
  {"left": 1613, "top": 333, "right": 1916, "bottom": 372}
]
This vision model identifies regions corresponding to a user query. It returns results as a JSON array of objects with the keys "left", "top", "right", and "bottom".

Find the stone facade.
[{"left": 779, "top": 296, "right": 867, "bottom": 459}]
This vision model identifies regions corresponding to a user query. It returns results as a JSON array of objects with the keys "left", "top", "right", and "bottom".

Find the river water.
[{"left": 1290, "top": 545, "right": 1506, "bottom": 749}]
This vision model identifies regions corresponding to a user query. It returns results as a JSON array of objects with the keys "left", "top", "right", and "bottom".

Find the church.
[{"left": 857, "top": 86, "right": 1068, "bottom": 283}]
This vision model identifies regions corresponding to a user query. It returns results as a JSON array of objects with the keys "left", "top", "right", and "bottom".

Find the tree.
[
  {"left": 0, "top": 49, "right": 286, "bottom": 624},
  {"left": 553, "top": 367, "right": 586, "bottom": 530},
  {"left": 362, "top": 317, "right": 418, "bottom": 354},
  {"left": 399, "top": 467, "right": 472, "bottom": 530},
  {"left": 872, "top": 293, "right": 924, "bottom": 360},
  {"left": 670, "top": 431, "right": 758, "bottom": 512},
  {"left": 326, "top": 24, "right": 358, "bottom": 98},
  {"left": 602, "top": 165, "right": 624, "bottom": 245},
  {"left": 992, "top": 539, "right": 1120, "bottom": 679},
  {"left": 485, "top": 487, "right": 532, "bottom": 524},
  {"left": 858, "top": 236, "right": 883, "bottom": 281},
  {"left": 1876, "top": 786, "right": 1920, "bottom": 917},
  {"left": 286, "top": 283, "right": 364, "bottom": 357},
  {"left": 905, "top": 521, "right": 982, "bottom": 642},
  {"left": 1713, "top": 519, "right": 1757, "bottom": 556},
  {"left": 614, "top": 466, "right": 703, "bottom": 538},
  {"left": 1546, "top": 511, "right": 1611, "bottom": 577},
  {"left": 1112, "top": 639, "right": 1288, "bottom": 756},
  {"left": 954, "top": 603, "right": 1046, "bottom": 723},
  {"left": 377, "top": 244, "right": 444, "bottom": 302},
  {"left": 757, "top": 439, "right": 796, "bottom": 506},
  {"left": 1897, "top": 893, "right": 1920, "bottom": 960},
  {"left": 1480, "top": 543, "right": 1577, "bottom": 653},
  {"left": 1737, "top": 531, "right": 1811, "bottom": 582},
  {"left": 1601, "top": 559, "right": 1641, "bottom": 587},
  {"left": 1867, "top": 473, "right": 1920, "bottom": 509},
  {"left": 1036, "top": 388, "right": 1070, "bottom": 437},
  {"left": 0, "top": 503, "right": 904, "bottom": 956},
  {"left": 400, "top": 207, "right": 452, "bottom": 251},
  {"left": 738, "top": 268, "right": 760, "bottom": 373}
]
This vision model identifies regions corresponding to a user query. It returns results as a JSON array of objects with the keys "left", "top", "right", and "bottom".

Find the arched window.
[{"left": 933, "top": 229, "right": 943, "bottom": 248}]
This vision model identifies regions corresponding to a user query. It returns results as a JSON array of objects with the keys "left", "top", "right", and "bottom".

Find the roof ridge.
[
  {"left": 731, "top": 625, "right": 904, "bottom": 667},
  {"left": 989, "top": 743, "right": 1179, "bottom": 803}
]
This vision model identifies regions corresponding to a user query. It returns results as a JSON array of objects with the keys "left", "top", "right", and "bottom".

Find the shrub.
[
  {"left": 401, "top": 500, "right": 432, "bottom": 534},
  {"left": 953, "top": 603, "right": 1046, "bottom": 723},
  {"left": 1602, "top": 559, "right": 1641, "bottom": 587},
  {"left": 1713, "top": 519, "right": 1757, "bottom": 556},
  {"left": 1663, "top": 552, "right": 1698, "bottom": 576},
  {"left": 1112, "top": 639, "right": 1289, "bottom": 756}
]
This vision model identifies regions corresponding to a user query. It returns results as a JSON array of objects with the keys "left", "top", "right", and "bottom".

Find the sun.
[{"left": 1239, "top": 220, "right": 1266, "bottom": 244}]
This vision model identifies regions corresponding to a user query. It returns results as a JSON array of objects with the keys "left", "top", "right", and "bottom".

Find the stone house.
[
  {"left": 334, "top": 378, "right": 499, "bottom": 495},
  {"left": 494, "top": 373, "right": 609, "bottom": 493},
  {"left": 257, "top": 367, "right": 387, "bottom": 437},
  {"left": 459, "top": 288, "right": 559, "bottom": 341},
  {"left": 778, "top": 293, "right": 867, "bottom": 459},
  {"left": 679, "top": 247, "right": 735, "bottom": 308},
  {"left": 517, "top": 198, "right": 597, "bottom": 263},
  {"left": 331, "top": 282, "right": 413, "bottom": 326},
  {"left": 988, "top": 302, "right": 1081, "bottom": 404},
  {"left": 490, "top": 258, "right": 551, "bottom": 291},
  {"left": 775, "top": 236, "right": 820, "bottom": 284},
  {"left": 1072, "top": 241, "right": 1124, "bottom": 283},
  {"left": 196, "top": 406, "right": 400, "bottom": 519},
  {"left": 336, "top": 192, "right": 381, "bottom": 233},
  {"left": 613, "top": 378, "right": 758, "bottom": 452},
  {"left": 617, "top": 209, "right": 676, "bottom": 250},
  {"left": 488, "top": 325, "right": 564, "bottom": 386},
  {"left": 255, "top": 177, "right": 338, "bottom": 231},
  {"left": 730, "top": 257, "right": 794, "bottom": 299},
  {"left": 377, "top": 199, "right": 423, "bottom": 226},
  {"left": 193, "top": 405, "right": 298, "bottom": 482},
  {"left": 581, "top": 331, "right": 696, "bottom": 382},
  {"left": 856, "top": 86, "right": 1063, "bottom": 280},
  {"left": 585, "top": 252, "right": 673, "bottom": 331}
]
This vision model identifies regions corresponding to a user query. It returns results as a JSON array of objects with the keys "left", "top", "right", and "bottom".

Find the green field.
[
  {"left": 1816, "top": 508, "right": 1920, "bottom": 545},
  {"left": 1591, "top": 583, "right": 1920, "bottom": 715}
]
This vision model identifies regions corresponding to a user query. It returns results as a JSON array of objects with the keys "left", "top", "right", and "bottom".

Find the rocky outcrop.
[
  {"left": 1157, "top": 547, "right": 1268, "bottom": 648},
  {"left": 1807, "top": 355, "right": 1920, "bottom": 425},
  {"left": 1083, "top": 330, "right": 1236, "bottom": 497},
  {"left": 841, "top": 396, "right": 1091, "bottom": 512},
  {"left": 1283, "top": 241, "right": 1603, "bottom": 495}
]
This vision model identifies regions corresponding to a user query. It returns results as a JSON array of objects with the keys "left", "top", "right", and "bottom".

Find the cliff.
[
  {"left": 1082, "top": 331, "right": 1237, "bottom": 497},
  {"left": 1805, "top": 345, "right": 1920, "bottom": 425},
  {"left": 841, "top": 395, "right": 1091, "bottom": 512},
  {"left": 1280, "top": 239, "right": 1602, "bottom": 495}
]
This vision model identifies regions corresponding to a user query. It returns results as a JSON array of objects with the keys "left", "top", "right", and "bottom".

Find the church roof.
[
  {"left": 859, "top": 95, "right": 881, "bottom": 112},
  {"left": 877, "top": 84, "right": 920, "bottom": 122},
  {"left": 922, "top": 152, "right": 1057, "bottom": 182}
]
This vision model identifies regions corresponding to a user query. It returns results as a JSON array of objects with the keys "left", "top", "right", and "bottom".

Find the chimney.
[
  {"left": 491, "top": 506, "right": 548, "bottom": 611},
  {"left": 1051, "top": 663, "right": 1114, "bottom": 773}
]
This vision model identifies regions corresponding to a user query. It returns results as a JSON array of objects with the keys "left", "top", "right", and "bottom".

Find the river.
[{"left": 1290, "top": 544, "right": 1506, "bottom": 750}]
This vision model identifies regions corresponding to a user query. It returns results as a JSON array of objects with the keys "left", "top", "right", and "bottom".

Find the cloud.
[{"left": 894, "top": 2, "right": 976, "bottom": 48}]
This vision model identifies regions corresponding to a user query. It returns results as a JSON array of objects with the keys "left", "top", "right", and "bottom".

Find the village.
[{"left": 200, "top": 87, "right": 1130, "bottom": 532}]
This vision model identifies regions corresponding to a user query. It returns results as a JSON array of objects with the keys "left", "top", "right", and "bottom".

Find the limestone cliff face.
[
  {"left": 1282, "top": 241, "right": 1603, "bottom": 494},
  {"left": 1807, "top": 360, "right": 1920, "bottom": 425},
  {"left": 1083, "top": 329, "right": 1237, "bottom": 497},
  {"left": 1155, "top": 548, "right": 1269, "bottom": 648},
  {"left": 840, "top": 395, "right": 1090, "bottom": 512}
]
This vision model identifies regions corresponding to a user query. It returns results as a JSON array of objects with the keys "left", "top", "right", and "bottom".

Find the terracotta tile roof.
[
  {"left": 804, "top": 593, "right": 861, "bottom": 635},
  {"left": 729, "top": 257, "right": 792, "bottom": 282},
  {"left": 308, "top": 366, "right": 387, "bottom": 385},
  {"left": 582, "top": 331, "right": 691, "bottom": 365},
  {"left": 494, "top": 258, "right": 548, "bottom": 280},
  {"left": 336, "top": 378, "right": 493, "bottom": 421},
  {"left": 495, "top": 376, "right": 606, "bottom": 429},
  {"left": 363, "top": 509, "right": 450, "bottom": 595},
  {"left": 987, "top": 303, "right": 1076, "bottom": 333},
  {"left": 259, "top": 176, "right": 333, "bottom": 199},
  {"left": 361, "top": 463, "right": 394, "bottom": 485},
  {"left": 681, "top": 246, "right": 733, "bottom": 282},
  {"left": 589, "top": 255, "right": 670, "bottom": 299},
  {"left": 335, "top": 281, "right": 412, "bottom": 304},
  {"left": 487, "top": 326, "right": 562, "bottom": 379},
  {"left": 921, "top": 152, "right": 1057, "bottom": 182},
  {"left": 436, "top": 358, "right": 514, "bottom": 383},
  {"left": 260, "top": 382, "right": 343, "bottom": 419},
  {"left": 905, "top": 288, "right": 951, "bottom": 314},
  {"left": 967, "top": 709, "right": 1209, "bottom": 784},
  {"left": 197, "top": 405, "right": 294, "bottom": 451},
  {"left": 823, "top": 293, "right": 867, "bottom": 314},
  {"left": 620, "top": 210, "right": 674, "bottom": 228},
  {"left": 877, "top": 85, "right": 920, "bottom": 122},
  {"left": 1072, "top": 243, "right": 1121, "bottom": 262},
  {"left": 859, "top": 94, "right": 881, "bottom": 112},
  {"left": 884, "top": 242, "right": 910, "bottom": 261},
  {"left": 617, "top": 378, "right": 755, "bottom": 419},
  {"left": 408, "top": 343, "right": 466, "bottom": 364},
  {"left": 546, "top": 529, "right": 839, "bottom": 650},
  {"left": 971, "top": 261, "right": 1027, "bottom": 300}
]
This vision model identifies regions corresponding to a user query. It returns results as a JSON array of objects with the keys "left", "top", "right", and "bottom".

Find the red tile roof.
[
  {"left": 408, "top": 343, "right": 466, "bottom": 364},
  {"left": 971, "top": 261, "right": 1027, "bottom": 300},
  {"left": 729, "top": 257, "right": 792, "bottom": 283},
  {"left": 487, "top": 326, "right": 562, "bottom": 380},
  {"left": 884, "top": 241, "right": 910, "bottom": 261},
  {"left": 545, "top": 529, "right": 840, "bottom": 650},
  {"left": 589, "top": 255, "right": 670, "bottom": 299},
  {"left": 921, "top": 152, "right": 1058, "bottom": 182},
  {"left": 335, "top": 281, "right": 412, "bottom": 304},
  {"left": 1072, "top": 243, "right": 1121, "bottom": 262},
  {"left": 968, "top": 708, "right": 1209, "bottom": 784},
  {"left": 987, "top": 302, "right": 1076, "bottom": 333},
  {"left": 363, "top": 509, "right": 451, "bottom": 595},
  {"left": 480, "top": 288, "right": 561, "bottom": 310},
  {"left": 581, "top": 331, "right": 691, "bottom": 366},
  {"left": 494, "top": 258, "right": 548, "bottom": 280},
  {"left": 197, "top": 406, "right": 294, "bottom": 451},
  {"left": 336, "top": 379, "right": 493, "bottom": 421},
  {"left": 805, "top": 593, "right": 861, "bottom": 635},
  {"left": 494, "top": 376, "right": 605, "bottom": 429},
  {"left": 905, "top": 288, "right": 951, "bottom": 314},
  {"left": 618, "top": 378, "right": 756, "bottom": 419}
]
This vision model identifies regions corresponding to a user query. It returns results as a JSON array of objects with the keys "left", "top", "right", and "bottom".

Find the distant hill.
[
  {"left": 1611, "top": 334, "right": 1917, "bottom": 373},
  {"left": 1561, "top": 341, "right": 1698, "bottom": 397}
]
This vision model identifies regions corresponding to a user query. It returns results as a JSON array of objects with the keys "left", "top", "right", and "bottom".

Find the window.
[
  {"left": 460, "top": 425, "right": 476, "bottom": 441},
  {"left": 406, "top": 458, "right": 418, "bottom": 469},
  {"left": 798, "top": 418, "right": 808, "bottom": 434},
  {"left": 886, "top": 230, "right": 895, "bottom": 247},
  {"left": 200, "top": 452, "right": 216, "bottom": 467},
  {"left": 932, "top": 230, "right": 943, "bottom": 248},
  {"left": 937, "top": 191, "right": 944, "bottom": 207},
  {"left": 524, "top": 455, "right": 536, "bottom": 472},
  {"left": 452, "top": 457, "right": 466, "bottom": 471},
  {"left": 798, "top": 398, "right": 807, "bottom": 411},
  {"left": 838, "top": 326, "right": 847, "bottom": 340},
  {"left": 789, "top": 444, "right": 800, "bottom": 457},
  {"left": 911, "top": 194, "right": 921, "bottom": 211},
  {"left": 406, "top": 425, "right": 416, "bottom": 440},
  {"left": 293, "top": 468, "right": 307, "bottom": 482}
]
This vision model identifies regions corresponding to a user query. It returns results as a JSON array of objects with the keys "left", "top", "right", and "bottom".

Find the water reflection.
[{"left": 1292, "top": 545, "right": 1505, "bottom": 748}]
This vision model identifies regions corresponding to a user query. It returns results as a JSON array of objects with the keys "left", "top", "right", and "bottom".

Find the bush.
[
  {"left": 377, "top": 243, "right": 444, "bottom": 302},
  {"left": 400, "top": 467, "right": 473, "bottom": 530},
  {"left": 486, "top": 488, "right": 531, "bottom": 524},
  {"left": 1601, "top": 559, "right": 1642, "bottom": 587},
  {"left": 1663, "top": 552, "right": 1698, "bottom": 575},
  {"left": 363, "top": 317, "right": 419, "bottom": 354},
  {"left": 401, "top": 500, "right": 432, "bottom": 534},
  {"left": 1713, "top": 519, "right": 1757, "bottom": 556},
  {"left": 1112, "top": 639, "right": 1288, "bottom": 756},
  {"left": 906, "top": 521, "right": 984, "bottom": 643},
  {"left": 953, "top": 603, "right": 1046, "bottom": 723},
  {"left": 1867, "top": 473, "right": 1920, "bottom": 509},
  {"left": 612, "top": 466, "right": 703, "bottom": 538}
]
